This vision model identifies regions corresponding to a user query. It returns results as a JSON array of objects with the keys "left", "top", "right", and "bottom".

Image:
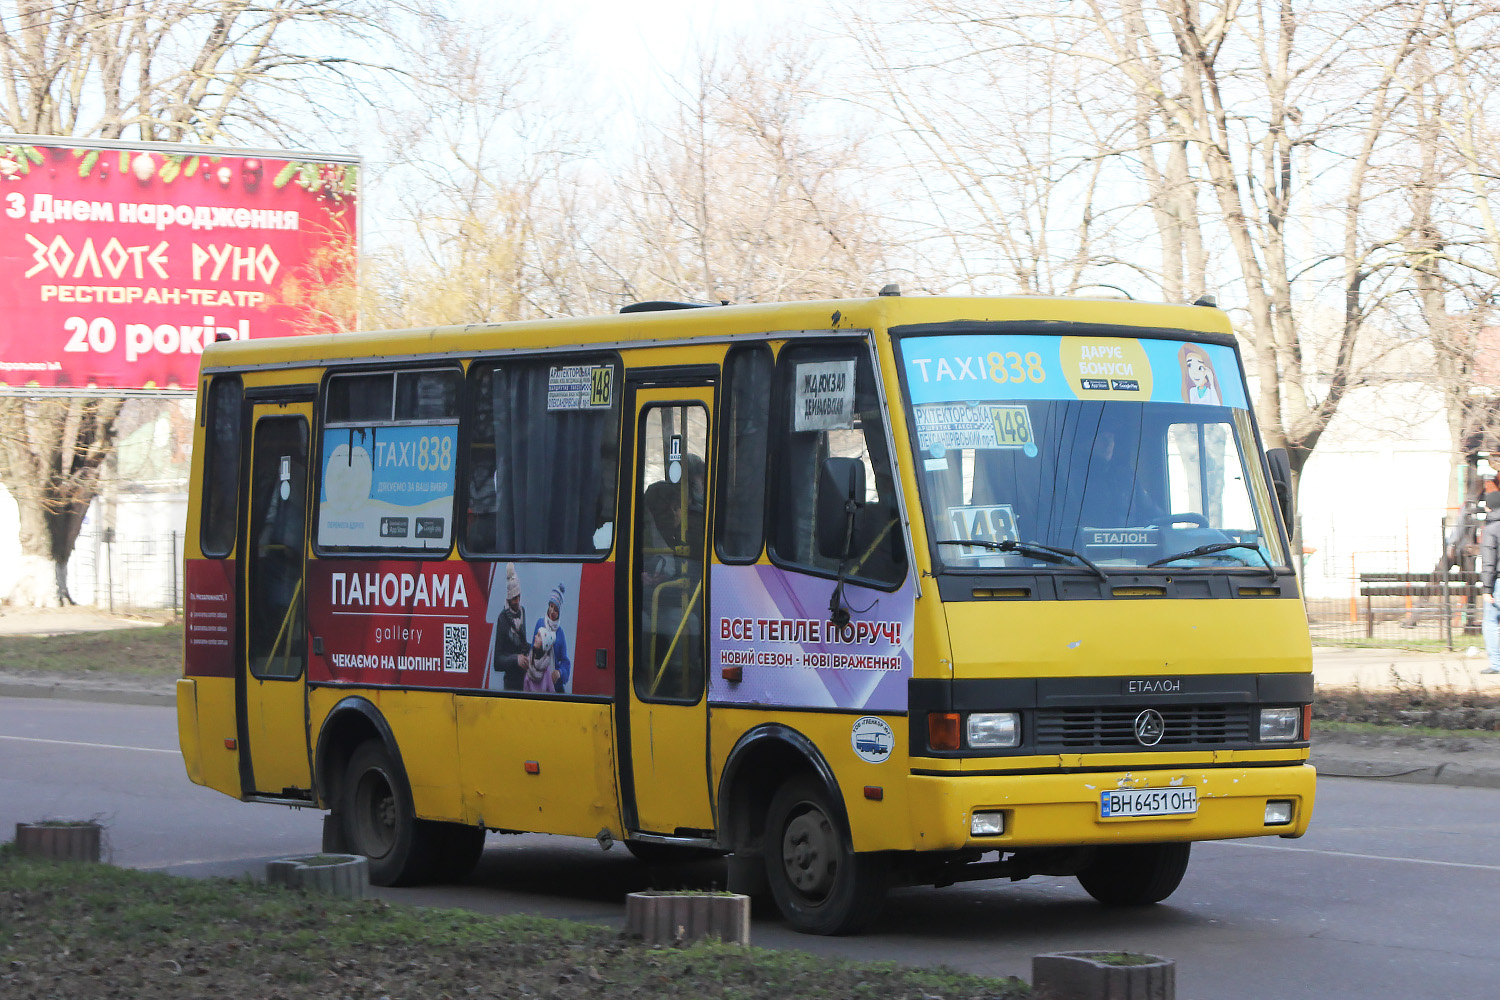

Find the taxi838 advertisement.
[
  {"left": 319, "top": 425, "right": 458, "bottom": 551},
  {"left": 901, "top": 334, "right": 1247, "bottom": 409},
  {"left": 0, "top": 138, "right": 356, "bottom": 390},
  {"left": 305, "top": 559, "right": 615, "bottom": 697}
]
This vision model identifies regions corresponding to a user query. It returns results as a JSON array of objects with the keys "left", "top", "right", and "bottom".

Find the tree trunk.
[
  {"left": 9, "top": 493, "right": 82, "bottom": 607},
  {"left": 0, "top": 396, "right": 120, "bottom": 607}
]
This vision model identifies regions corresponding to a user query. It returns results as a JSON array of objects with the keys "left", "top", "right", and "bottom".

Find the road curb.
[{"left": 0, "top": 678, "right": 174, "bottom": 708}]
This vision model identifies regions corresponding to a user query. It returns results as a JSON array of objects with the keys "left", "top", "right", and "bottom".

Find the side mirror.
[
  {"left": 1265, "top": 447, "right": 1294, "bottom": 533},
  {"left": 816, "top": 457, "right": 865, "bottom": 559}
]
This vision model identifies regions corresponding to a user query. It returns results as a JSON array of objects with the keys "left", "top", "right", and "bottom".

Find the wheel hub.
[
  {"left": 782, "top": 805, "right": 837, "bottom": 899},
  {"left": 354, "top": 769, "right": 397, "bottom": 858}
]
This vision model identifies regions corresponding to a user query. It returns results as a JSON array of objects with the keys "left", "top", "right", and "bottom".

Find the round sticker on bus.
[{"left": 851, "top": 716, "right": 894, "bottom": 764}]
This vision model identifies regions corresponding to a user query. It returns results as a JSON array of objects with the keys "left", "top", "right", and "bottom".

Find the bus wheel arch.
[
  {"left": 314, "top": 698, "right": 402, "bottom": 806},
  {"left": 717, "top": 725, "right": 849, "bottom": 896}
]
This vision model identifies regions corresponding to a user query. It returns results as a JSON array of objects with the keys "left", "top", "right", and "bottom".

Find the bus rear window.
[{"left": 200, "top": 375, "right": 242, "bottom": 558}]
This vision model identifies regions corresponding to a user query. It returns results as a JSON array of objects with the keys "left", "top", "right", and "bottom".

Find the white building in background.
[{"left": 1296, "top": 380, "right": 1452, "bottom": 602}]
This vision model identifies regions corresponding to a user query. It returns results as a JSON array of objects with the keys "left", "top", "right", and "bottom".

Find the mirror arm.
[{"left": 828, "top": 480, "right": 862, "bottom": 627}]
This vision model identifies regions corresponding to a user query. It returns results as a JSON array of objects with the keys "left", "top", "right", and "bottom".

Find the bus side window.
[
  {"left": 200, "top": 375, "right": 243, "bottom": 558},
  {"left": 716, "top": 344, "right": 773, "bottom": 562},
  {"left": 769, "top": 344, "right": 906, "bottom": 587},
  {"left": 463, "top": 358, "right": 621, "bottom": 557}
]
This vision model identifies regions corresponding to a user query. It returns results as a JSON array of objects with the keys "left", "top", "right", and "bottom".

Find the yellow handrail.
[
  {"left": 649, "top": 578, "right": 702, "bottom": 697},
  {"left": 264, "top": 576, "right": 304, "bottom": 677}
]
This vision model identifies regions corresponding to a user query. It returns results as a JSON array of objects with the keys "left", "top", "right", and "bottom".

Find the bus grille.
[{"left": 1034, "top": 705, "right": 1251, "bottom": 749}]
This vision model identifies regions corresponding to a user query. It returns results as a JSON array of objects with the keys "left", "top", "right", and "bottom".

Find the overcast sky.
[{"left": 527, "top": 0, "right": 802, "bottom": 118}]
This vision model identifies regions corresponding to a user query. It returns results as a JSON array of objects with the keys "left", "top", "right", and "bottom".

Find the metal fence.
[
  {"left": 1299, "top": 510, "right": 1481, "bottom": 647},
  {"left": 67, "top": 531, "right": 183, "bottom": 613},
  {"left": 1305, "top": 577, "right": 1485, "bottom": 648}
]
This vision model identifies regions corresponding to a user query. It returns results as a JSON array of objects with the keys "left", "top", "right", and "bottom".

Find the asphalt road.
[{"left": 3, "top": 695, "right": 1498, "bottom": 1000}]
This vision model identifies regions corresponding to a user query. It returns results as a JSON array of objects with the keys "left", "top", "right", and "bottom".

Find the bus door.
[
  {"left": 238, "top": 396, "right": 314, "bottom": 798},
  {"left": 621, "top": 383, "right": 716, "bottom": 836}
]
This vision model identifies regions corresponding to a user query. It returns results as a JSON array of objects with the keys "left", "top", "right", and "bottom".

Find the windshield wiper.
[
  {"left": 936, "top": 538, "right": 1107, "bottom": 582},
  {"left": 1148, "top": 541, "right": 1278, "bottom": 581}
]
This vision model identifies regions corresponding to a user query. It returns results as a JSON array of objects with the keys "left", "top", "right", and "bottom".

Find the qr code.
[{"left": 443, "top": 623, "right": 469, "bottom": 673}]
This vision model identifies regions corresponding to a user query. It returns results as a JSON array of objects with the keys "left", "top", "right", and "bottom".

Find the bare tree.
[
  {"left": 0, "top": 0, "right": 398, "bottom": 604},
  {"left": 613, "top": 39, "right": 894, "bottom": 304},
  {"left": 854, "top": 1, "right": 1426, "bottom": 548},
  {"left": 1080, "top": 1, "right": 1424, "bottom": 503},
  {"left": 353, "top": 11, "right": 625, "bottom": 328},
  {"left": 1394, "top": 3, "right": 1500, "bottom": 506},
  {"left": 846, "top": 4, "right": 1134, "bottom": 295}
]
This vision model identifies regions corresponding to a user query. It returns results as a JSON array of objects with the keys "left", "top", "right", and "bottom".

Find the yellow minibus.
[{"left": 177, "top": 293, "right": 1314, "bottom": 934}]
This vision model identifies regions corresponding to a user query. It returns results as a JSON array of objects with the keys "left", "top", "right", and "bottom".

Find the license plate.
[{"left": 1099, "top": 786, "right": 1197, "bottom": 819}]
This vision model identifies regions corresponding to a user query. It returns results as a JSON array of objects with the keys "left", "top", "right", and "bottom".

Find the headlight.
[
  {"left": 1264, "top": 800, "right": 1294, "bottom": 825},
  {"left": 1259, "top": 706, "right": 1300, "bottom": 742},
  {"left": 967, "top": 712, "right": 1020, "bottom": 748},
  {"left": 970, "top": 810, "right": 1006, "bottom": 836}
]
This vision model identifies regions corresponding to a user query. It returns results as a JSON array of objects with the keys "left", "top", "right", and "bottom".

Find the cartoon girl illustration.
[{"left": 1179, "top": 344, "right": 1222, "bottom": 405}]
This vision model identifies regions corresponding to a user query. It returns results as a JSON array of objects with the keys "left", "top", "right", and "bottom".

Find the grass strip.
[
  {"left": 1313, "top": 719, "right": 1500, "bottom": 741},
  {"left": 0, "top": 624, "right": 181, "bottom": 679},
  {"left": 1316, "top": 681, "right": 1500, "bottom": 732},
  {"left": 0, "top": 851, "right": 1028, "bottom": 999},
  {"left": 1311, "top": 638, "right": 1456, "bottom": 651}
]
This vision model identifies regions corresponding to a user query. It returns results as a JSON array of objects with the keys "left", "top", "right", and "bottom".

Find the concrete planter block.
[
  {"left": 15, "top": 822, "right": 102, "bottom": 862},
  {"left": 623, "top": 891, "right": 750, "bottom": 946},
  {"left": 1033, "top": 951, "right": 1175, "bottom": 1000},
  {"left": 266, "top": 853, "right": 370, "bottom": 899}
]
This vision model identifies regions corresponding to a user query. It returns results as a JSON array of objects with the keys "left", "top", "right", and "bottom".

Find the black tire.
[
  {"left": 763, "top": 775, "right": 886, "bottom": 935},
  {"left": 1076, "top": 842, "right": 1191, "bottom": 906},
  {"left": 321, "top": 812, "right": 350, "bottom": 853},
  {"left": 340, "top": 739, "right": 432, "bottom": 886},
  {"left": 425, "top": 822, "right": 486, "bottom": 883},
  {"left": 624, "top": 841, "right": 726, "bottom": 867}
]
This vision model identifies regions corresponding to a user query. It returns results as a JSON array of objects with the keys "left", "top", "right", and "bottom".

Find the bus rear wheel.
[
  {"left": 341, "top": 740, "right": 432, "bottom": 886},
  {"left": 763, "top": 776, "right": 886, "bottom": 935},
  {"left": 1076, "top": 842, "right": 1191, "bottom": 906}
]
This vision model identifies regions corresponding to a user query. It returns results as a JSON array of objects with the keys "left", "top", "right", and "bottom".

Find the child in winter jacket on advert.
[{"left": 523, "top": 583, "right": 572, "bottom": 693}]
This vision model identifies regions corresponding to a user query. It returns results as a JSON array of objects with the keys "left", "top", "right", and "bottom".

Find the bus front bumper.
[{"left": 906, "top": 763, "right": 1316, "bottom": 851}]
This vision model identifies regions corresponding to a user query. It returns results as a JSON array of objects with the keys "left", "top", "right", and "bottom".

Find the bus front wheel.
[
  {"left": 341, "top": 739, "right": 432, "bottom": 886},
  {"left": 763, "top": 776, "right": 886, "bottom": 935},
  {"left": 1076, "top": 842, "right": 1191, "bottom": 906}
]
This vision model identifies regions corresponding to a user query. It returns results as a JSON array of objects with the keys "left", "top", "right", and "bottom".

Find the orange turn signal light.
[
  {"left": 223, "top": 738, "right": 237, "bottom": 750},
  {"left": 721, "top": 666, "right": 743, "bottom": 682},
  {"left": 1302, "top": 704, "right": 1313, "bottom": 741},
  {"left": 864, "top": 785, "right": 883, "bottom": 801},
  {"left": 524, "top": 760, "right": 540, "bottom": 774},
  {"left": 928, "top": 712, "right": 961, "bottom": 752}
]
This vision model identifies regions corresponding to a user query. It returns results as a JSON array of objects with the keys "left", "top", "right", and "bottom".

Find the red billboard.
[{"left": 0, "top": 137, "right": 357, "bottom": 390}]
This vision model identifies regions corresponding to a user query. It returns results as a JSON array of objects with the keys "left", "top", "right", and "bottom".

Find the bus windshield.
[{"left": 898, "top": 330, "right": 1288, "bottom": 574}]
